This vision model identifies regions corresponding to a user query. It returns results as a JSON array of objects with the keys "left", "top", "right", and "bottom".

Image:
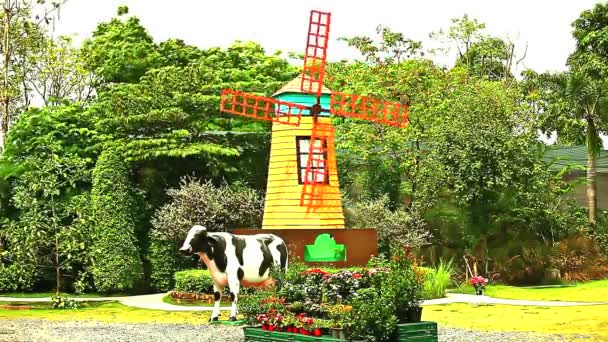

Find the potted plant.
[
  {"left": 470, "top": 275, "right": 488, "bottom": 295},
  {"left": 256, "top": 314, "right": 270, "bottom": 330},
  {"left": 328, "top": 304, "right": 351, "bottom": 339},
  {"left": 406, "top": 301, "right": 423, "bottom": 323}
]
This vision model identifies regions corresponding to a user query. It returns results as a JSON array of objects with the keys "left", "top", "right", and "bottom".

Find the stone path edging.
[{"left": 1, "top": 292, "right": 607, "bottom": 312}]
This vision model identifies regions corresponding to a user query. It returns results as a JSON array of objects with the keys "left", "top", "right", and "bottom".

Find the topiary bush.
[
  {"left": 91, "top": 149, "right": 143, "bottom": 293},
  {"left": 148, "top": 177, "right": 263, "bottom": 291},
  {"left": 173, "top": 269, "right": 214, "bottom": 294}
]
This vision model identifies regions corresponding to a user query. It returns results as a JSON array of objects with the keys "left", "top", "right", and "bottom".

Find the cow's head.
[{"left": 179, "top": 225, "right": 208, "bottom": 256}]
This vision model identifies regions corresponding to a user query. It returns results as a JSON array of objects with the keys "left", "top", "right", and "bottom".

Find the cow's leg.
[
  {"left": 227, "top": 273, "right": 240, "bottom": 321},
  {"left": 210, "top": 283, "right": 224, "bottom": 322}
]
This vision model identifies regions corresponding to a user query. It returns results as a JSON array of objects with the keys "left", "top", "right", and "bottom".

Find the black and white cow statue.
[{"left": 179, "top": 225, "right": 288, "bottom": 321}]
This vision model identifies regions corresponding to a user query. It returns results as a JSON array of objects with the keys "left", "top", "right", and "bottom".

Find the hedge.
[
  {"left": 174, "top": 269, "right": 214, "bottom": 294},
  {"left": 91, "top": 149, "right": 144, "bottom": 292}
]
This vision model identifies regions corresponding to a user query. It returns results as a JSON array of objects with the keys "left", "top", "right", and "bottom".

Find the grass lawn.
[
  {"left": 424, "top": 303, "right": 608, "bottom": 340},
  {"left": 0, "top": 301, "right": 213, "bottom": 324},
  {"left": 454, "top": 279, "right": 608, "bottom": 302},
  {"left": 0, "top": 292, "right": 127, "bottom": 298}
]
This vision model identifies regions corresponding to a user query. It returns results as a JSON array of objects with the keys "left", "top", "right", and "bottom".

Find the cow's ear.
[{"left": 206, "top": 235, "right": 217, "bottom": 245}]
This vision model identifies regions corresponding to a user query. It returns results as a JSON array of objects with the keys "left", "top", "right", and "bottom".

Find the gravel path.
[
  {"left": 438, "top": 327, "right": 592, "bottom": 341},
  {"left": 0, "top": 319, "right": 593, "bottom": 342}
]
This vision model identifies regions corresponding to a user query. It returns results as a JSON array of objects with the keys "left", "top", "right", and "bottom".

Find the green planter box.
[
  {"left": 244, "top": 322, "right": 438, "bottom": 342},
  {"left": 394, "top": 321, "right": 438, "bottom": 342},
  {"left": 243, "top": 327, "right": 341, "bottom": 342}
]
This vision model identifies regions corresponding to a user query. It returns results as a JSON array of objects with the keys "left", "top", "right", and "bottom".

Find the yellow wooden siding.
[{"left": 262, "top": 117, "right": 345, "bottom": 229}]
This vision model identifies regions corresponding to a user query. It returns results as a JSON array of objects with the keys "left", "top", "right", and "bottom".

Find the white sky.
[{"left": 52, "top": 0, "right": 607, "bottom": 147}]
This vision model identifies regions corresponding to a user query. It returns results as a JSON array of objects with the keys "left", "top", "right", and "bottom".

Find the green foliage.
[
  {"left": 148, "top": 178, "right": 263, "bottom": 290},
  {"left": 1, "top": 105, "right": 99, "bottom": 167},
  {"left": 173, "top": 269, "right": 214, "bottom": 294},
  {"left": 338, "top": 25, "right": 423, "bottom": 64},
  {"left": 455, "top": 37, "right": 512, "bottom": 80},
  {"left": 422, "top": 259, "right": 455, "bottom": 299},
  {"left": 28, "top": 36, "right": 95, "bottom": 106},
  {"left": 0, "top": 264, "right": 37, "bottom": 292},
  {"left": 569, "top": 2, "right": 608, "bottom": 78},
  {"left": 1, "top": 151, "right": 91, "bottom": 293},
  {"left": 91, "top": 149, "right": 143, "bottom": 292},
  {"left": 50, "top": 295, "right": 79, "bottom": 309},
  {"left": 344, "top": 287, "right": 397, "bottom": 342},
  {"left": 384, "top": 249, "right": 424, "bottom": 322},
  {"left": 237, "top": 289, "right": 278, "bottom": 324},
  {"left": 344, "top": 195, "right": 430, "bottom": 253},
  {"left": 81, "top": 14, "right": 162, "bottom": 84}
]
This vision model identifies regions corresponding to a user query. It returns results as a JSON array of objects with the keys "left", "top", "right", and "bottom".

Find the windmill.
[{"left": 220, "top": 10, "right": 409, "bottom": 230}]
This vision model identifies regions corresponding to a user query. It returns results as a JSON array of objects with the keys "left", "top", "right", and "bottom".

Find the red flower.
[
  {"left": 301, "top": 268, "right": 330, "bottom": 276},
  {"left": 470, "top": 276, "right": 488, "bottom": 286},
  {"left": 352, "top": 272, "right": 362, "bottom": 279}
]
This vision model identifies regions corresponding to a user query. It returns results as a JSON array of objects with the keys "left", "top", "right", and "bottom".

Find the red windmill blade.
[
  {"left": 301, "top": 10, "right": 331, "bottom": 97},
  {"left": 330, "top": 92, "right": 409, "bottom": 128},
  {"left": 219, "top": 9, "right": 410, "bottom": 212},
  {"left": 220, "top": 89, "right": 308, "bottom": 126}
]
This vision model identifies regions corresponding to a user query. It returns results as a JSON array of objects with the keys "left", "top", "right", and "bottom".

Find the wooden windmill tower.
[{"left": 221, "top": 10, "right": 409, "bottom": 231}]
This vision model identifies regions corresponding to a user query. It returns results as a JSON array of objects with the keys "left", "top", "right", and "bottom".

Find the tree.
[
  {"left": 432, "top": 14, "right": 523, "bottom": 81},
  {"left": 431, "top": 14, "right": 486, "bottom": 63},
  {"left": 539, "top": 71, "right": 608, "bottom": 224},
  {"left": 27, "top": 36, "right": 95, "bottom": 106},
  {"left": 4, "top": 151, "right": 90, "bottom": 295},
  {"left": 568, "top": 2, "right": 608, "bottom": 78},
  {"left": 81, "top": 6, "right": 162, "bottom": 85},
  {"left": 455, "top": 37, "right": 513, "bottom": 80},
  {"left": 338, "top": 25, "right": 423, "bottom": 65},
  {"left": 0, "top": 0, "right": 67, "bottom": 150}
]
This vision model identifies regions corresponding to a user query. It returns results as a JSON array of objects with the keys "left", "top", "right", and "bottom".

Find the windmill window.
[{"left": 296, "top": 136, "right": 329, "bottom": 185}]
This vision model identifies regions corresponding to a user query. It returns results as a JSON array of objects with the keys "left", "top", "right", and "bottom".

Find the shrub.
[
  {"left": 173, "top": 269, "right": 214, "bottom": 294},
  {"left": 238, "top": 289, "right": 283, "bottom": 324},
  {"left": 551, "top": 235, "right": 608, "bottom": 282},
  {"left": 51, "top": 295, "right": 79, "bottom": 309},
  {"left": 0, "top": 264, "right": 38, "bottom": 292},
  {"left": 344, "top": 195, "right": 430, "bottom": 252},
  {"left": 323, "top": 269, "right": 368, "bottom": 304},
  {"left": 422, "top": 259, "right": 455, "bottom": 299},
  {"left": 148, "top": 177, "right": 263, "bottom": 291},
  {"left": 493, "top": 241, "right": 552, "bottom": 285},
  {"left": 91, "top": 149, "right": 143, "bottom": 293},
  {"left": 344, "top": 287, "right": 397, "bottom": 342},
  {"left": 383, "top": 248, "right": 424, "bottom": 322},
  {"left": 591, "top": 211, "right": 608, "bottom": 257}
]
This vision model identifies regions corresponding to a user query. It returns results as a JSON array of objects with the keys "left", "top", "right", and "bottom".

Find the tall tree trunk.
[
  {"left": 1, "top": 3, "right": 11, "bottom": 152},
  {"left": 587, "top": 151, "right": 597, "bottom": 225}
]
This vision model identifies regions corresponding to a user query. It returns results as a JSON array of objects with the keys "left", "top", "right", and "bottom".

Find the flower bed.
[{"left": 239, "top": 248, "right": 434, "bottom": 342}]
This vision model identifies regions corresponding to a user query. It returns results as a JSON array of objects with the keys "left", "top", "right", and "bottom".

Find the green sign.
[{"left": 304, "top": 233, "right": 346, "bottom": 262}]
